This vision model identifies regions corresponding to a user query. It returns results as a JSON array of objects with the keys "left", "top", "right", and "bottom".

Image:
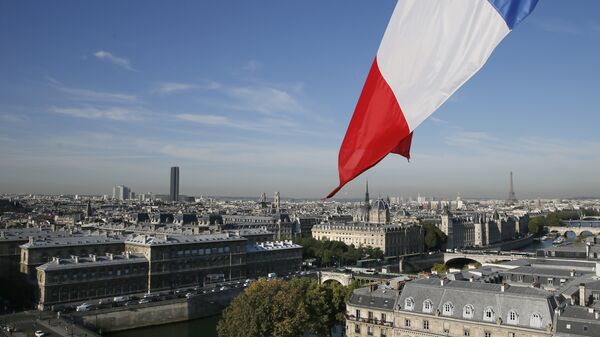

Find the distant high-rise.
[
  {"left": 507, "top": 171, "right": 517, "bottom": 204},
  {"left": 170, "top": 166, "right": 179, "bottom": 202},
  {"left": 112, "top": 185, "right": 131, "bottom": 201}
]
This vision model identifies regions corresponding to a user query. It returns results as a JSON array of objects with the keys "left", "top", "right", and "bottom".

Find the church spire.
[{"left": 365, "top": 180, "right": 370, "bottom": 205}]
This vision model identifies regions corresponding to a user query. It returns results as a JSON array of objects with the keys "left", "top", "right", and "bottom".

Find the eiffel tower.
[{"left": 507, "top": 171, "right": 517, "bottom": 204}]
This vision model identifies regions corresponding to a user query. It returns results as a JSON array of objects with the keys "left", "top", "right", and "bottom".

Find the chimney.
[
  {"left": 440, "top": 279, "right": 445, "bottom": 286},
  {"left": 596, "top": 262, "right": 600, "bottom": 277},
  {"left": 596, "top": 311, "right": 599, "bottom": 320},
  {"left": 73, "top": 256, "right": 79, "bottom": 263},
  {"left": 107, "top": 253, "right": 113, "bottom": 260},
  {"left": 580, "top": 283, "right": 587, "bottom": 306},
  {"left": 90, "top": 254, "right": 96, "bottom": 262},
  {"left": 586, "top": 243, "right": 591, "bottom": 258},
  {"left": 469, "top": 277, "right": 474, "bottom": 282},
  {"left": 28, "top": 236, "right": 34, "bottom": 244},
  {"left": 501, "top": 283, "right": 507, "bottom": 292},
  {"left": 570, "top": 270, "right": 575, "bottom": 277}
]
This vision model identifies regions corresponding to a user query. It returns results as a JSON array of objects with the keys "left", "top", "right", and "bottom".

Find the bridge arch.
[{"left": 318, "top": 271, "right": 353, "bottom": 286}]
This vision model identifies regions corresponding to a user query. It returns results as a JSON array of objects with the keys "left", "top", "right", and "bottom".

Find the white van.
[
  {"left": 267, "top": 272, "right": 277, "bottom": 278},
  {"left": 113, "top": 296, "right": 130, "bottom": 303},
  {"left": 76, "top": 303, "right": 91, "bottom": 312}
]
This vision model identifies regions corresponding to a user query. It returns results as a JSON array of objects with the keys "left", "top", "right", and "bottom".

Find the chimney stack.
[
  {"left": 570, "top": 270, "right": 575, "bottom": 277},
  {"left": 501, "top": 283, "right": 507, "bottom": 292},
  {"left": 580, "top": 283, "right": 587, "bottom": 306}
]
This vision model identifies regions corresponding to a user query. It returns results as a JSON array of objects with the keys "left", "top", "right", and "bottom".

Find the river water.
[{"left": 108, "top": 315, "right": 221, "bottom": 337}]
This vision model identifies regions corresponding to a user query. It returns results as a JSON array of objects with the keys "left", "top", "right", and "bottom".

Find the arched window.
[
  {"left": 443, "top": 302, "right": 454, "bottom": 316},
  {"left": 530, "top": 313, "right": 543, "bottom": 328},
  {"left": 507, "top": 310, "right": 519, "bottom": 325},
  {"left": 483, "top": 307, "right": 495, "bottom": 322},
  {"left": 423, "top": 300, "right": 433, "bottom": 313},
  {"left": 405, "top": 297, "right": 415, "bottom": 311},
  {"left": 463, "top": 305, "right": 474, "bottom": 319}
]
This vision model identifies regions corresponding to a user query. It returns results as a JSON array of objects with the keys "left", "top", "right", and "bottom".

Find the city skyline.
[{"left": 1, "top": 1, "right": 600, "bottom": 198}]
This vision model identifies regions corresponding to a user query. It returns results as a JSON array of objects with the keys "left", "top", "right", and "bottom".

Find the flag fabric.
[{"left": 327, "top": 0, "right": 538, "bottom": 198}]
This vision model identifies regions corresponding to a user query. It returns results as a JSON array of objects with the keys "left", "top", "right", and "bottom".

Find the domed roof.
[{"left": 372, "top": 198, "right": 389, "bottom": 211}]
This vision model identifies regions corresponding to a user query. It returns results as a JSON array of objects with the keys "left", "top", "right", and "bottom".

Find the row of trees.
[
  {"left": 217, "top": 278, "right": 357, "bottom": 337},
  {"left": 528, "top": 209, "right": 599, "bottom": 235},
  {"left": 293, "top": 237, "right": 384, "bottom": 267}
]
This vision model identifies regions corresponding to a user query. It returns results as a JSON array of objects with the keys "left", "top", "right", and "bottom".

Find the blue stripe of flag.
[{"left": 488, "top": 0, "right": 539, "bottom": 30}]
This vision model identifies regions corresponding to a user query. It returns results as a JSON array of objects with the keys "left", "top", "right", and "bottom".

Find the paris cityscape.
[{"left": 2, "top": 1, "right": 600, "bottom": 337}]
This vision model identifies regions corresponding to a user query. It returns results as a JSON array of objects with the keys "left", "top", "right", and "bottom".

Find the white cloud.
[
  {"left": 224, "top": 86, "right": 303, "bottom": 115},
  {"left": 0, "top": 114, "right": 27, "bottom": 123},
  {"left": 155, "top": 82, "right": 197, "bottom": 95},
  {"left": 176, "top": 114, "right": 231, "bottom": 126},
  {"left": 57, "top": 85, "right": 138, "bottom": 103},
  {"left": 50, "top": 106, "right": 143, "bottom": 121},
  {"left": 94, "top": 50, "right": 136, "bottom": 71},
  {"left": 531, "top": 18, "right": 582, "bottom": 34}
]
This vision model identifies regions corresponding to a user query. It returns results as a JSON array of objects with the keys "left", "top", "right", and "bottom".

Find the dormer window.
[
  {"left": 423, "top": 300, "right": 433, "bottom": 313},
  {"left": 463, "top": 305, "right": 474, "bottom": 319},
  {"left": 483, "top": 307, "right": 495, "bottom": 322},
  {"left": 507, "top": 310, "right": 519, "bottom": 325},
  {"left": 530, "top": 313, "right": 542, "bottom": 328},
  {"left": 443, "top": 302, "right": 454, "bottom": 316},
  {"left": 405, "top": 297, "right": 415, "bottom": 311}
]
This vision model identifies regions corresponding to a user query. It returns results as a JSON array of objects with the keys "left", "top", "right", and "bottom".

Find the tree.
[
  {"left": 432, "top": 263, "right": 448, "bottom": 273},
  {"left": 527, "top": 216, "right": 547, "bottom": 235},
  {"left": 218, "top": 278, "right": 355, "bottom": 337},
  {"left": 217, "top": 279, "right": 309, "bottom": 337},
  {"left": 423, "top": 223, "right": 447, "bottom": 250}
]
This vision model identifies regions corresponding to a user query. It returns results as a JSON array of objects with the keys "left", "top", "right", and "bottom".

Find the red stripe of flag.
[{"left": 326, "top": 58, "right": 412, "bottom": 198}]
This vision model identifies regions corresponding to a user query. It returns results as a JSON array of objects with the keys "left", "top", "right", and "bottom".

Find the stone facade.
[
  {"left": 441, "top": 211, "right": 520, "bottom": 249},
  {"left": 312, "top": 222, "right": 424, "bottom": 256},
  {"left": 346, "top": 279, "right": 558, "bottom": 337}
]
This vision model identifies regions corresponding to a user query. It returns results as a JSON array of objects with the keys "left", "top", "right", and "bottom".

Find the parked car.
[
  {"left": 138, "top": 298, "right": 151, "bottom": 304},
  {"left": 113, "top": 296, "right": 130, "bottom": 303},
  {"left": 76, "top": 303, "right": 91, "bottom": 312},
  {"left": 35, "top": 330, "right": 46, "bottom": 337},
  {"left": 185, "top": 292, "right": 195, "bottom": 299}
]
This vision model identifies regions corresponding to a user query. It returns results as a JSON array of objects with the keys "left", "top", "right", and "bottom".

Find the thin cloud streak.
[
  {"left": 50, "top": 106, "right": 143, "bottom": 121},
  {"left": 94, "top": 50, "right": 137, "bottom": 71}
]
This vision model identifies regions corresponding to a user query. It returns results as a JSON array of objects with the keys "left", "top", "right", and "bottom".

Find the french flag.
[{"left": 327, "top": 0, "right": 538, "bottom": 198}]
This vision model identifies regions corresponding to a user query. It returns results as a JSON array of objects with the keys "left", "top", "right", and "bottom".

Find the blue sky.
[{"left": 1, "top": 1, "right": 599, "bottom": 199}]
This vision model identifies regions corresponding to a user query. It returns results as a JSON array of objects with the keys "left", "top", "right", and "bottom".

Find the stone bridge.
[
  {"left": 547, "top": 226, "right": 600, "bottom": 236},
  {"left": 443, "top": 251, "right": 533, "bottom": 265},
  {"left": 317, "top": 271, "right": 353, "bottom": 286}
]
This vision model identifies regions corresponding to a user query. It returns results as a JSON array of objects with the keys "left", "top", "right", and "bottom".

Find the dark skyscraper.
[
  {"left": 508, "top": 171, "right": 517, "bottom": 204},
  {"left": 170, "top": 166, "right": 179, "bottom": 202}
]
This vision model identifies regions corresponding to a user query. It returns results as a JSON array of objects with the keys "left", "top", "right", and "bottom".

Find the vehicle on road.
[
  {"left": 76, "top": 303, "right": 91, "bottom": 312},
  {"left": 35, "top": 330, "right": 46, "bottom": 337}
]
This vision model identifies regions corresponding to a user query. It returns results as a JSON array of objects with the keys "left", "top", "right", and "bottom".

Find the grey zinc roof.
[
  {"left": 348, "top": 287, "right": 398, "bottom": 311},
  {"left": 37, "top": 253, "right": 147, "bottom": 271},
  {"left": 125, "top": 233, "right": 246, "bottom": 246},
  {"left": 20, "top": 235, "right": 124, "bottom": 249},
  {"left": 556, "top": 306, "right": 600, "bottom": 337},
  {"left": 397, "top": 279, "right": 557, "bottom": 330}
]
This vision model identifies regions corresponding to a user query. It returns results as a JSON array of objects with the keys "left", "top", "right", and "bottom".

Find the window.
[
  {"left": 507, "top": 310, "right": 519, "bottom": 325},
  {"left": 381, "top": 328, "right": 387, "bottom": 337},
  {"left": 464, "top": 329, "right": 470, "bottom": 336},
  {"left": 355, "top": 324, "right": 360, "bottom": 333},
  {"left": 405, "top": 319, "right": 411, "bottom": 327},
  {"left": 405, "top": 297, "right": 415, "bottom": 311},
  {"left": 356, "top": 309, "right": 361, "bottom": 319},
  {"left": 485, "top": 332, "right": 492, "bottom": 337},
  {"left": 423, "top": 320, "right": 430, "bottom": 331},
  {"left": 367, "top": 325, "right": 374, "bottom": 336},
  {"left": 530, "top": 313, "right": 542, "bottom": 328},
  {"left": 423, "top": 300, "right": 433, "bottom": 313},
  {"left": 566, "top": 324, "right": 571, "bottom": 330},
  {"left": 381, "top": 313, "right": 386, "bottom": 322},
  {"left": 368, "top": 311, "right": 373, "bottom": 320},
  {"left": 463, "top": 305, "right": 474, "bottom": 319},
  {"left": 584, "top": 326, "right": 588, "bottom": 332},
  {"left": 509, "top": 333, "right": 516, "bottom": 337},
  {"left": 443, "top": 302, "right": 454, "bottom": 316},
  {"left": 484, "top": 307, "right": 495, "bottom": 322}
]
